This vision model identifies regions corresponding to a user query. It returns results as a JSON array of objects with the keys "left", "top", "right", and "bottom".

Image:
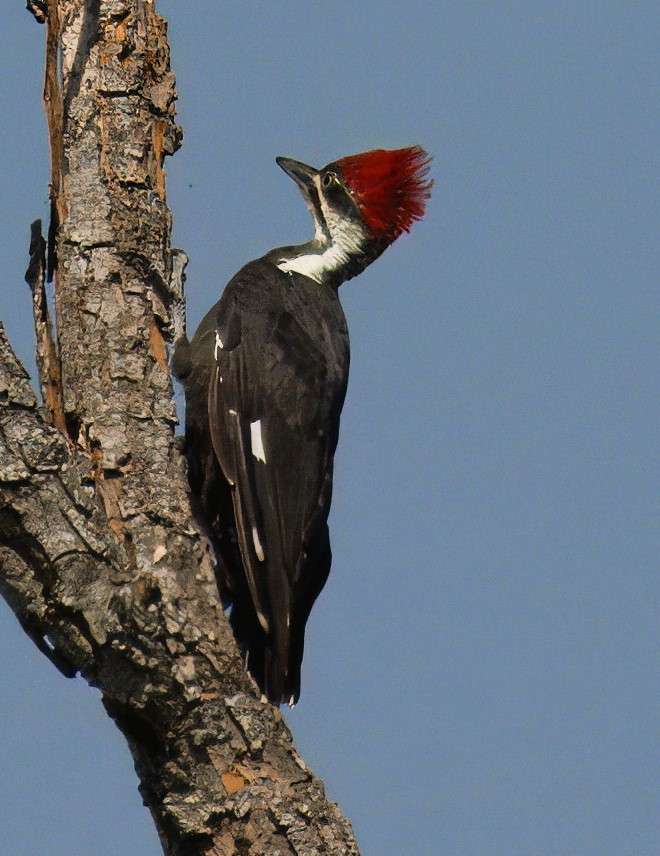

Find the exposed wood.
[
  {"left": 44, "top": 0, "right": 65, "bottom": 280},
  {"left": 0, "top": 2, "right": 361, "bottom": 853},
  {"left": 24, "top": 219, "right": 67, "bottom": 434}
]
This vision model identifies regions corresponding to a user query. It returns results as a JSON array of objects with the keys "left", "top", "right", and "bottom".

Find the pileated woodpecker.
[{"left": 174, "top": 146, "right": 432, "bottom": 705}]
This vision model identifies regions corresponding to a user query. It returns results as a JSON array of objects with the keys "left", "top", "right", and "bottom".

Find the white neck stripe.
[
  {"left": 277, "top": 243, "right": 352, "bottom": 283},
  {"left": 278, "top": 203, "right": 366, "bottom": 283}
]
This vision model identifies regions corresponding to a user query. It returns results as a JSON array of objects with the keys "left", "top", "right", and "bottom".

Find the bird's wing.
[{"left": 208, "top": 281, "right": 348, "bottom": 663}]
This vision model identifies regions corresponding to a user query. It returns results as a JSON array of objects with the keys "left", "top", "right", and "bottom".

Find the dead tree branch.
[{"left": 0, "top": 2, "right": 360, "bottom": 853}]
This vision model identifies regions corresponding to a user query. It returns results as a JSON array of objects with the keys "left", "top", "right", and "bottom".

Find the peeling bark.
[{"left": 0, "top": 2, "right": 360, "bottom": 853}]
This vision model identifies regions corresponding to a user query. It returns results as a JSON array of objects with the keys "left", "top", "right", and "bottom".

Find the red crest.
[{"left": 332, "top": 146, "right": 433, "bottom": 243}]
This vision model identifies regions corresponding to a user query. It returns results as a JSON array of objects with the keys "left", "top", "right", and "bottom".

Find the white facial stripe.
[
  {"left": 277, "top": 217, "right": 366, "bottom": 282},
  {"left": 308, "top": 177, "right": 326, "bottom": 243},
  {"left": 278, "top": 173, "right": 367, "bottom": 283},
  {"left": 250, "top": 418, "right": 267, "bottom": 463}
]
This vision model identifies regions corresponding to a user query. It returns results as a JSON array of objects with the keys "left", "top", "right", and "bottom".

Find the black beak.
[{"left": 276, "top": 156, "right": 318, "bottom": 190}]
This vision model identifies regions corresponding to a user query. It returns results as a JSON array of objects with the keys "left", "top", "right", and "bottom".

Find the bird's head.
[{"left": 275, "top": 146, "right": 433, "bottom": 284}]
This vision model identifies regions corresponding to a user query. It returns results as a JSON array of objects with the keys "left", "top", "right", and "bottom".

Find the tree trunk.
[{"left": 0, "top": 2, "right": 360, "bottom": 853}]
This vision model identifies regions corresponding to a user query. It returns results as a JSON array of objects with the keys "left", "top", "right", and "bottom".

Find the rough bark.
[{"left": 1, "top": 2, "right": 360, "bottom": 853}]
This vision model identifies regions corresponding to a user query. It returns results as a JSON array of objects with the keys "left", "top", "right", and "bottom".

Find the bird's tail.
[
  {"left": 264, "top": 626, "right": 303, "bottom": 707},
  {"left": 229, "top": 600, "right": 301, "bottom": 706}
]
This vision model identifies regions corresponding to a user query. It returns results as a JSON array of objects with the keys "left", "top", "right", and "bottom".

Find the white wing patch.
[
  {"left": 250, "top": 418, "right": 267, "bottom": 463},
  {"left": 252, "top": 525, "right": 265, "bottom": 562},
  {"left": 214, "top": 331, "right": 224, "bottom": 360}
]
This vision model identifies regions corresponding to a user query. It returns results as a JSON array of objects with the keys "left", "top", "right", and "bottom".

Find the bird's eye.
[{"left": 321, "top": 172, "right": 335, "bottom": 188}]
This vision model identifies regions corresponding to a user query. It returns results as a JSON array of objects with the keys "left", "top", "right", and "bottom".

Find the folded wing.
[{"left": 207, "top": 271, "right": 348, "bottom": 703}]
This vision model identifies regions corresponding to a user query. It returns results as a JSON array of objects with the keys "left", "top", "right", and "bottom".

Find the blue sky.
[{"left": 0, "top": 3, "right": 657, "bottom": 854}]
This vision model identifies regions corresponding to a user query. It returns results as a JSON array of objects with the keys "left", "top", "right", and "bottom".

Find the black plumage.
[{"left": 174, "top": 253, "right": 349, "bottom": 704}]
